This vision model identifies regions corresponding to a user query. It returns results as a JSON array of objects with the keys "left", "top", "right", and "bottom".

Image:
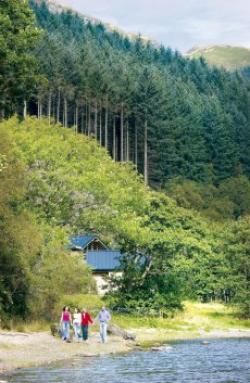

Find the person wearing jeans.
[
  {"left": 60, "top": 306, "right": 72, "bottom": 341},
  {"left": 96, "top": 306, "right": 111, "bottom": 343},
  {"left": 73, "top": 308, "right": 81, "bottom": 342},
  {"left": 81, "top": 308, "right": 93, "bottom": 341}
]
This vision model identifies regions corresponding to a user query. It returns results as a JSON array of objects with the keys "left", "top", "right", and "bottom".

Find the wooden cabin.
[
  {"left": 70, "top": 235, "right": 122, "bottom": 295},
  {"left": 70, "top": 235, "right": 107, "bottom": 252}
]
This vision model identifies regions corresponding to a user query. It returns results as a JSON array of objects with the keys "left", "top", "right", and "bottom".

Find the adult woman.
[
  {"left": 73, "top": 308, "right": 81, "bottom": 342},
  {"left": 60, "top": 306, "right": 72, "bottom": 341},
  {"left": 81, "top": 308, "right": 93, "bottom": 341}
]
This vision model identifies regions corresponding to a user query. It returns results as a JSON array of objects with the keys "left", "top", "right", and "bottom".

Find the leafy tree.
[
  {"left": 0, "top": 129, "right": 40, "bottom": 317},
  {"left": 224, "top": 218, "right": 250, "bottom": 317},
  {"left": 0, "top": 121, "right": 95, "bottom": 320}
]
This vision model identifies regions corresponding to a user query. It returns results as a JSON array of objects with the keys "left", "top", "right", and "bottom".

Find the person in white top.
[{"left": 73, "top": 308, "right": 81, "bottom": 342}]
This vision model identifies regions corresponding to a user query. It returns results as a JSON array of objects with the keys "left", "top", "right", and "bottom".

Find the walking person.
[
  {"left": 60, "top": 306, "right": 72, "bottom": 342},
  {"left": 73, "top": 308, "right": 81, "bottom": 342},
  {"left": 81, "top": 308, "right": 93, "bottom": 342},
  {"left": 95, "top": 306, "right": 111, "bottom": 343}
]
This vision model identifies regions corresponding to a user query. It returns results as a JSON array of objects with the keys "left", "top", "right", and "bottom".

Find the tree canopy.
[{"left": 0, "top": 1, "right": 249, "bottom": 318}]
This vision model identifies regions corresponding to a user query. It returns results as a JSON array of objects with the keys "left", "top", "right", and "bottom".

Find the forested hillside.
[
  {"left": 2, "top": 0, "right": 250, "bottom": 189},
  {"left": 0, "top": 0, "right": 249, "bottom": 320},
  {"left": 1, "top": 117, "right": 249, "bottom": 318}
]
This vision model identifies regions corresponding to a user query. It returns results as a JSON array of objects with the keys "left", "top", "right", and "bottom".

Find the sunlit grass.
[
  {"left": 113, "top": 301, "right": 250, "bottom": 331},
  {"left": 4, "top": 299, "right": 250, "bottom": 336},
  {"left": 7, "top": 320, "right": 50, "bottom": 333}
]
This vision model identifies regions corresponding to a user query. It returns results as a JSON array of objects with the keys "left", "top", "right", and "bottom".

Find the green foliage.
[
  {"left": 27, "top": 225, "right": 95, "bottom": 320},
  {"left": 3, "top": 1, "right": 244, "bottom": 187},
  {"left": 166, "top": 176, "right": 250, "bottom": 221},
  {"left": 1, "top": 116, "right": 249, "bottom": 317},
  {"left": 112, "top": 301, "right": 250, "bottom": 331},
  {"left": 0, "top": 1, "right": 250, "bottom": 188},
  {"left": 224, "top": 217, "right": 250, "bottom": 317},
  {"left": 0, "top": 117, "right": 218, "bottom": 315},
  {"left": 0, "top": 121, "right": 94, "bottom": 320},
  {"left": 0, "top": 0, "right": 249, "bottom": 318},
  {"left": 0, "top": 0, "right": 41, "bottom": 116},
  {"left": 0, "top": 129, "right": 38, "bottom": 317}
]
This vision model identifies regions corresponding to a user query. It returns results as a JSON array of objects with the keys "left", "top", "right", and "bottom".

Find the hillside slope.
[
  {"left": 27, "top": 0, "right": 250, "bottom": 187},
  {"left": 3, "top": 117, "right": 210, "bottom": 245},
  {"left": 1, "top": 117, "right": 224, "bottom": 308},
  {"left": 1, "top": 115, "right": 249, "bottom": 316},
  {"left": 186, "top": 45, "right": 250, "bottom": 70}
]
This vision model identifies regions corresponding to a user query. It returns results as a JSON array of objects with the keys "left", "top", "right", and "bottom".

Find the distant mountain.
[{"left": 186, "top": 45, "right": 250, "bottom": 70}]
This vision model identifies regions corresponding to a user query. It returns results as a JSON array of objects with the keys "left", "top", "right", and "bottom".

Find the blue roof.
[
  {"left": 86, "top": 251, "right": 122, "bottom": 271},
  {"left": 70, "top": 235, "right": 98, "bottom": 250}
]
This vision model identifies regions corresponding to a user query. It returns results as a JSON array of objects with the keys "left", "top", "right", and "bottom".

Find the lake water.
[{"left": 3, "top": 338, "right": 250, "bottom": 383}]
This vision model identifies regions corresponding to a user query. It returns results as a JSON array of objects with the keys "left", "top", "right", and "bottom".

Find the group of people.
[{"left": 60, "top": 306, "right": 111, "bottom": 344}]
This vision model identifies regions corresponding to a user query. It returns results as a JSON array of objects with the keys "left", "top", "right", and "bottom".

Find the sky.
[{"left": 57, "top": 0, "right": 250, "bottom": 53}]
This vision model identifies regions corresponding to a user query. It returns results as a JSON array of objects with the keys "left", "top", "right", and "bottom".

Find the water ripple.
[{"left": 2, "top": 338, "right": 250, "bottom": 383}]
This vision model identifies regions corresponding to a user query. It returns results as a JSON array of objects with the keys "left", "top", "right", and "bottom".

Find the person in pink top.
[{"left": 60, "top": 306, "right": 72, "bottom": 341}]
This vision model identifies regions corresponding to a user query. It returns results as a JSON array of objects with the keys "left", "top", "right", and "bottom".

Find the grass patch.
[
  {"left": 6, "top": 320, "right": 50, "bottom": 333},
  {"left": 112, "top": 301, "right": 250, "bottom": 332},
  {"left": 2, "top": 299, "right": 249, "bottom": 336}
]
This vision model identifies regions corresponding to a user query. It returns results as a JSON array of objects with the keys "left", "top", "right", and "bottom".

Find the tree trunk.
[
  {"left": 105, "top": 100, "right": 109, "bottom": 149},
  {"left": 52, "top": 97, "right": 56, "bottom": 121},
  {"left": 57, "top": 89, "right": 61, "bottom": 124},
  {"left": 38, "top": 99, "right": 43, "bottom": 119},
  {"left": 88, "top": 100, "right": 91, "bottom": 136},
  {"left": 64, "top": 97, "right": 68, "bottom": 128},
  {"left": 135, "top": 121, "right": 138, "bottom": 169},
  {"left": 40, "top": 101, "right": 43, "bottom": 118},
  {"left": 94, "top": 100, "right": 98, "bottom": 139},
  {"left": 99, "top": 103, "right": 102, "bottom": 145},
  {"left": 81, "top": 111, "right": 84, "bottom": 134},
  {"left": 85, "top": 101, "right": 88, "bottom": 135},
  {"left": 37, "top": 99, "right": 40, "bottom": 119},
  {"left": 23, "top": 100, "right": 27, "bottom": 120},
  {"left": 144, "top": 119, "right": 148, "bottom": 185},
  {"left": 75, "top": 105, "right": 79, "bottom": 134},
  {"left": 126, "top": 120, "right": 129, "bottom": 161},
  {"left": 120, "top": 103, "right": 124, "bottom": 161},
  {"left": 113, "top": 115, "right": 116, "bottom": 161},
  {"left": 47, "top": 92, "right": 52, "bottom": 125}
]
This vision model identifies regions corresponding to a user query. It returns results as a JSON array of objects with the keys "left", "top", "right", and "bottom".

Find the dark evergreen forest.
[{"left": 10, "top": 1, "right": 248, "bottom": 190}]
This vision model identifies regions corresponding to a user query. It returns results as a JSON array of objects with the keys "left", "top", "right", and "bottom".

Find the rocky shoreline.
[
  {"left": 0, "top": 330, "right": 134, "bottom": 374},
  {"left": 0, "top": 327, "right": 250, "bottom": 375}
]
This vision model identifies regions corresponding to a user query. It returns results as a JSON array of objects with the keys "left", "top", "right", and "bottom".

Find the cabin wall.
[
  {"left": 94, "top": 272, "right": 122, "bottom": 295},
  {"left": 85, "top": 239, "right": 106, "bottom": 252}
]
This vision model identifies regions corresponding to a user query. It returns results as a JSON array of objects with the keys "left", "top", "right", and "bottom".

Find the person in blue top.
[{"left": 95, "top": 306, "right": 111, "bottom": 343}]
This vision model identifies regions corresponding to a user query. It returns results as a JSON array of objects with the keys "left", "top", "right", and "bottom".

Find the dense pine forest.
[
  {"left": 0, "top": 0, "right": 249, "bottom": 321},
  {"left": 31, "top": 1, "right": 250, "bottom": 188},
  {"left": 3, "top": 0, "right": 250, "bottom": 189}
]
